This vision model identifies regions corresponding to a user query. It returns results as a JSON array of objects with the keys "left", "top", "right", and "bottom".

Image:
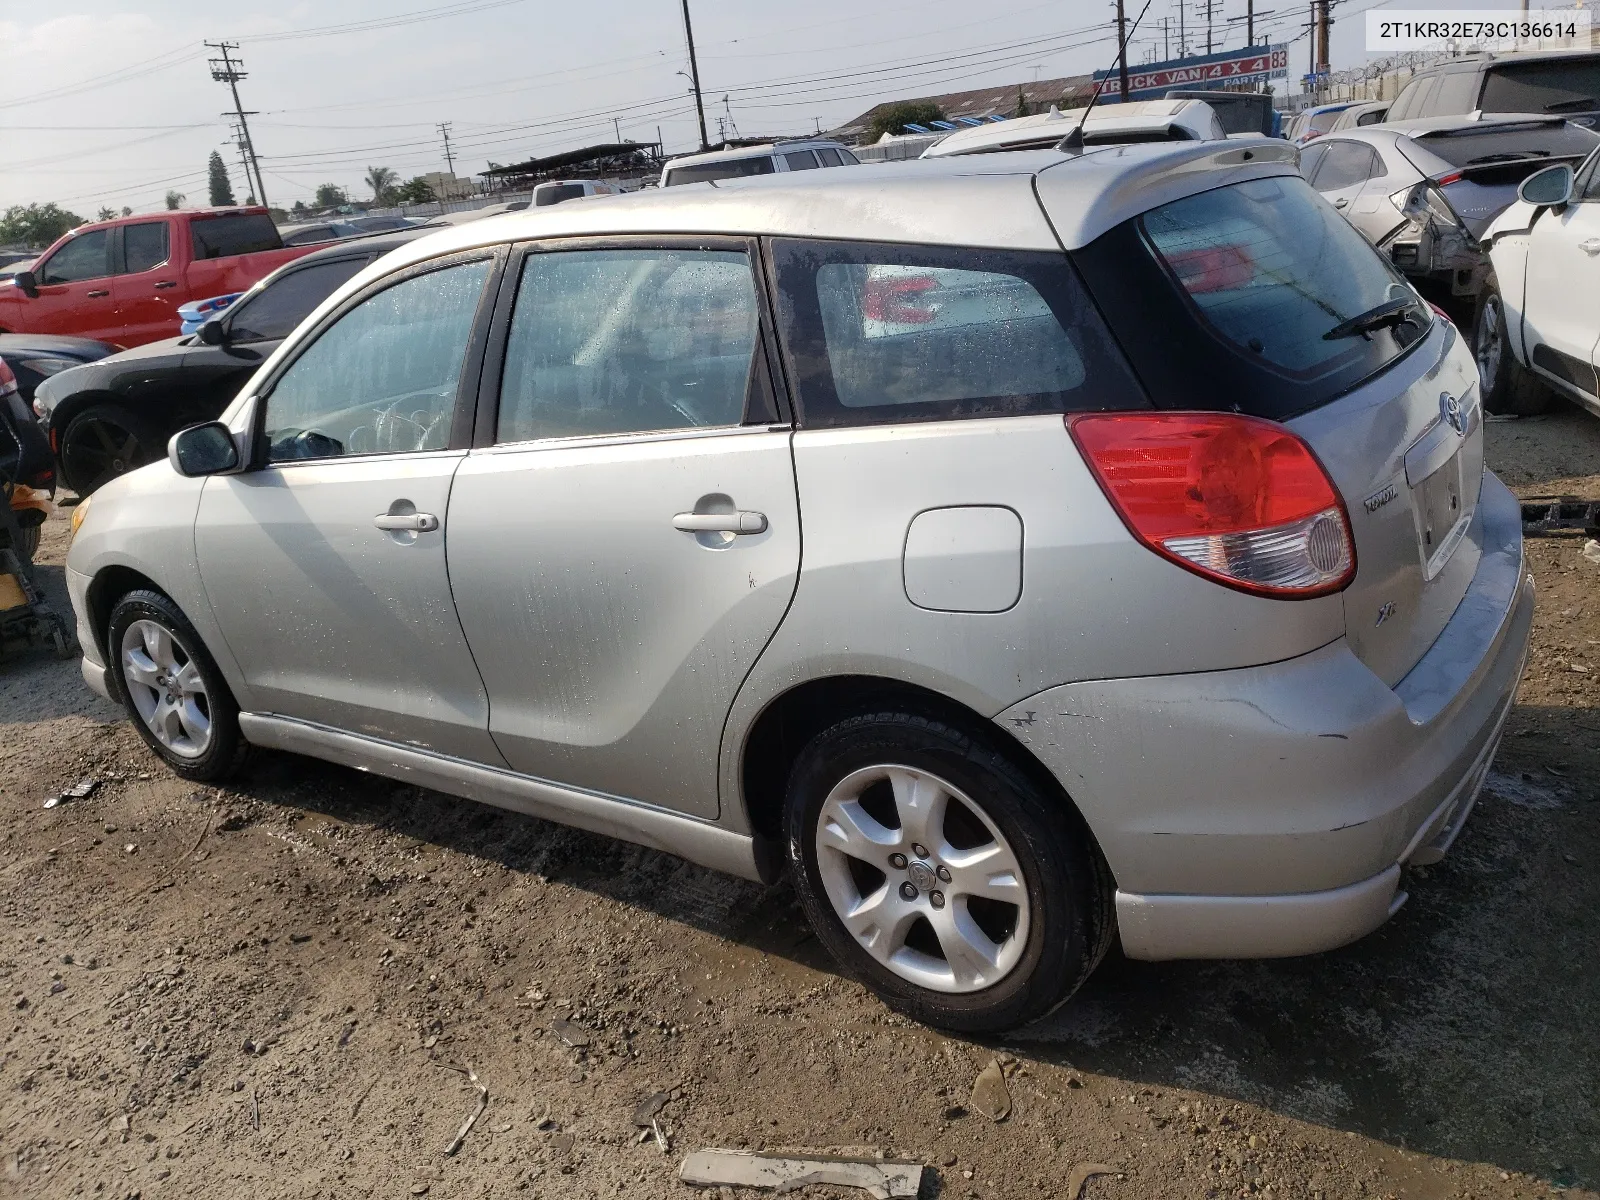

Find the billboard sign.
[{"left": 1093, "top": 45, "right": 1289, "bottom": 100}]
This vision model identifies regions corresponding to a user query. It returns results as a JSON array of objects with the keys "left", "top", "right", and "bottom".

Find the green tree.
[
  {"left": 313, "top": 183, "right": 349, "bottom": 209},
  {"left": 120, "top": 206, "right": 133, "bottom": 217},
  {"left": 364, "top": 166, "right": 399, "bottom": 206},
  {"left": 207, "top": 151, "right": 237, "bottom": 206},
  {"left": 395, "top": 176, "right": 436, "bottom": 205},
  {"left": 0, "top": 202, "right": 86, "bottom": 249},
  {"left": 1015, "top": 87, "right": 1031, "bottom": 118},
  {"left": 290, "top": 200, "right": 310, "bottom": 219},
  {"left": 864, "top": 101, "right": 946, "bottom": 143},
  {"left": 96, "top": 206, "right": 118, "bottom": 221},
  {"left": 165, "top": 190, "right": 186, "bottom": 210}
]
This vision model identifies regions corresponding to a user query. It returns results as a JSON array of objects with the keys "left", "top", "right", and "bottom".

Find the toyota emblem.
[{"left": 1441, "top": 391, "right": 1465, "bottom": 434}]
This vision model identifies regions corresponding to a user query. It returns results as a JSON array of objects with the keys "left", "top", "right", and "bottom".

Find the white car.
[
  {"left": 660, "top": 140, "right": 859, "bottom": 186},
  {"left": 920, "top": 100, "right": 1224, "bottom": 157},
  {"left": 1479, "top": 152, "right": 1600, "bottom": 416}
]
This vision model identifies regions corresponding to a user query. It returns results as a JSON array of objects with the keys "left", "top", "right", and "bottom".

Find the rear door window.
[
  {"left": 816, "top": 148, "right": 843, "bottom": 166},
  {"left": 191, "top": 213, "right": 283, "bottom": 259},
  {"left": 784, "top": 151, "right": 820, "bottom": 171},
  {"left": 770, "top": 239, "right": 1145, "bottom": 426},
  {"left": 1298, "top": 142, "right": 1329, "bottom": 180},
  {"left": 1312, "top": 141, "right": 1377, "bottom": 191},
  {"left": 226, "top": 257, "right": 372, "bottom": 343},
  {"left": 121, "top": 222, "right": 170, "bottom": 273}
]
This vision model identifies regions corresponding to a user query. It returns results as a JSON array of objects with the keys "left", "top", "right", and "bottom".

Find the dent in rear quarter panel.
[
  {"left": 716, "top": 414, "right": 1345, "bottom": 834},
  {"left": 65, "top": 464, "right": 255, "bottom": 712}
]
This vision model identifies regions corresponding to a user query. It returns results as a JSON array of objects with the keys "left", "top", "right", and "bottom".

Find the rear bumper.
[{"left": 996, "top": 471, "right": 1533, "bottom": 960}]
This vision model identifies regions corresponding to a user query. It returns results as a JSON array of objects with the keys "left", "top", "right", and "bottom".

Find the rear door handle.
[
  {"left": 672, "top": 510, "right": 768, "bottom": 534},
  {"left": 1581, "top": 238, "right": 1600, "bottom": 255},
  {"left": 154, "top": 280, "right": 178, "bottom": 290},
  {"left": 374, "top": 512, "right": 439, "bottom": 532},
  {"left": 86, "top": 289, "right": 110, "bottom": 298}
]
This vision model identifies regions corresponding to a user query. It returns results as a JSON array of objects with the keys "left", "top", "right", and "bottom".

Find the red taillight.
[
  {"left": 863, "top": 273, "right": 939, "bottom": 324},
  {"left": 1164, "top": 244, "right": 1255, "bottom": 293},
  {"left": 1068, "top": 412, "right": 1356, "bottom": 598},
  {"left": 1434, "top": 171, "right": 1463, "bottom": 186}
]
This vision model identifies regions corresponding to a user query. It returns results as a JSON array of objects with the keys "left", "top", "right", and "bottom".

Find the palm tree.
[{"left": 365, "top": 166, "right": 399, "bottom": 206}]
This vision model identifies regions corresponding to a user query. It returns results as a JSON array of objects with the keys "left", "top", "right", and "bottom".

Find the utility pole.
[
  {"left": 1117, "top": 0, "right": 1130, "bottom": 100},
  {"left": 1247, "top": 0, "right": 1254, "bottom": 46},
  {"left": 206, "top": 42, "right": 267, "bottom": 209},
  {"left": 1206, "top": 0, "right": 1214, "bottom": 54},
  {"left": 1179, "top": 0, "right": 1187, "bottom": 57},
  {"left": 1163, "top": 16, "right": 1171, "bottom": 59},
  {"left": 679, "top": 0, "right": 710, "bottom": 151},
  {"left": 228, "top": 124, "right": 255, "bottom": 203},
  {"left": 1316, "top": 0, "right": 1330, "bottom": 83},
  {"left": 437, "top": 122, "right": 456, "bottom": 178}
]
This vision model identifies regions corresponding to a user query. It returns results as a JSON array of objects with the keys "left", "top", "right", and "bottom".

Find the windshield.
[
  {"left": 1480, "top": 57, "right": 1600, "bottom": 113},
  {"left": 663, "top": 156, "right": 775, "bottom": 186}
]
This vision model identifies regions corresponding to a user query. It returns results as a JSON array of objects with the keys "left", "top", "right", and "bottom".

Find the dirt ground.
[{"left": 2, "top": 409, "right": 1598, "bottom": 1200}]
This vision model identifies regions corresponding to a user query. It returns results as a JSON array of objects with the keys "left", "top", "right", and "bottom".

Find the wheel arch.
[
  {"left": 84, "top": 565, "right": 167, "bottom": 668},
  {"left": 736, "top": 673, "right": 1099, "bottom": 850},
  {"left": 49, "top": 388, "right": 125, "bottom": 441}
]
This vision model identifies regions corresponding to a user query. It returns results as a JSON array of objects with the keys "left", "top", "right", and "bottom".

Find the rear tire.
[
  {"left": 784, "top": 711, "right": 1113, "bottom": 1033},
  {"left": 10, "top": 521, "right": 39, "bottom": 564},
  {"left": 107, "top": 589, "right": 247, "bottom": 782},
  {"left": 1475, "top": 280, "right": 1554, "bottom": 416},
  {"left": 60, "top": 405, "right": 160, "bottom": 497}
]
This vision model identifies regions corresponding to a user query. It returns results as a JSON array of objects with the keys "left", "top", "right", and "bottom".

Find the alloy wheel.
[
  {"left": 120, "top": 619, "right": 212, "bottom": 758},
  {"left": 813, "top": 764, "right": 1030, "bottom": 994},
  {"left": 63, "top": 418, "right": 143, "bottom": 496}
]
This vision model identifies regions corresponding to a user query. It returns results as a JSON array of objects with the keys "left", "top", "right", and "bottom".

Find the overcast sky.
[{"left": 0, "top": 0, "right": 1495, "bottom": 215}]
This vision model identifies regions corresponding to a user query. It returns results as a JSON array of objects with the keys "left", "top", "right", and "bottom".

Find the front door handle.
[
  {"left": 374, "top": 511, "right": 439, "bottom": 532},
  {"left": 154, "top": 280, "right": 178, "bottom": 290},
  {"left": 672, "top": 510, "right": 767, "bottom": 535},
  {"left": 1581, "top": 238, "right": 1600, "bottom": 255},
  {"left": 86, "top": 289, "right": 110, "bottom": 298},
  {"left": 1333, "top": 197, "right": 1349, "bottom": 209}
]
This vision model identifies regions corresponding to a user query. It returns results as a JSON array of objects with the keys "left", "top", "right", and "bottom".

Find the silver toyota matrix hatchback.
[{"left": 66, "top": 140, "right": 1533, "bottom": 1032}]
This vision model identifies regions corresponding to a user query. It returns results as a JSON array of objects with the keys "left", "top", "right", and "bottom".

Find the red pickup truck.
[{"left": 0, "top": 207, "right": 317, "bottom": 347}]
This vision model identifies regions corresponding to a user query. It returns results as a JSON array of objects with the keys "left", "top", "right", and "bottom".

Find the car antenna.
[{"left": 1058, "top": 0, "right": 1156, "bottom": 155}]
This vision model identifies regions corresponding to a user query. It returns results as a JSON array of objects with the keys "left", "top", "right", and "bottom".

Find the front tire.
[
  {"left": 107, "top": 589, "right": 246, "bottom": 782},
  {"left": 1475, "top": 280, "right": 1554, "bottom": 416},
  {"left": 784, "top": 711, "right": 1112, "bottom": 1033},
  {"left": 60, "top": 405, "right": 159, "bottom": 497}
]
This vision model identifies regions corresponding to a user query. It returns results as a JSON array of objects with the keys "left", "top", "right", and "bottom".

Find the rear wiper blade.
[
  {"left": 1542, "top": 97, "right": 1600, "bottom": 112},
  {"left": 1322, "top": 296, "right": 1423, "bottom": 341}
]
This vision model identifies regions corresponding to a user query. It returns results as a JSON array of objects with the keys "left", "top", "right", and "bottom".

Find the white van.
[{"left": 533, "top": 179, "right": 619, "bottom": 206}]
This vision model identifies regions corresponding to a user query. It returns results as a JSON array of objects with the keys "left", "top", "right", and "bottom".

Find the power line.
[
  {"left": 0, "top": 42, "right": 204, "bottom": 111},
  {"left": 240, "top": 0, "right": 530, "bottom": 43}
]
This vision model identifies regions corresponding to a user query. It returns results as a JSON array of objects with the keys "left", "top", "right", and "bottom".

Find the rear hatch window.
[
  {"left": 1070, "top": 174, "right": 1430, "bottom": 421},
  {"left": 191, "top": 213, "right": 283, "bottom": 259},
  {"left": 1479, "top": 56, "right": 1600, "bottom": 114},
  {"left": 663, "top": 156, "right": 775, "bottom": 186},
  {"left": 1410, "top": 120, "right": 1600, "bottom": 171}
]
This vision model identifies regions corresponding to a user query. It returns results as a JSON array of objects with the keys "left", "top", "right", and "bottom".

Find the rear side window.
[
  {"left": 122, "top": 222, "right": 170, "bottom": 273},
  {"left": 784, "top": 151, "right": 820, "bottom": 171},
  {"left": 226, "top": 257, "right": 371, "bottom": 343},
  {"left": 535, "top": 183, "right": 586, "bottom": 206},
  {"left": 770, "top": 239, "right": 1145, "bottom": 427},
  {"left": 1356, "top": 107, "right": 1388, "bottom": 126},
  {"left": 1071, "top": 174, "right": 1428, "bottom": 422},
  {"left": 191, "top": 213, "right": 282, "bottom": 259},
  {"left": 816, "top": 148, "right": 843, "bottom": 166},
  {"left": 1432, "top": 71, "right": 1482, "bottom": 114},
  {"left": 837, "top": 148, "right": 860, "bottom": 165},
  {"left": 663, "top": 156, "right": 776, "bottom": 186},
  {"left": 1480, "top": 57, "right": 1600, "bottom": 114}
]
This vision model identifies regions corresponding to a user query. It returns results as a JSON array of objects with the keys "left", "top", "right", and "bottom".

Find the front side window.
[
  {"left": 1140, "top": 175, "right": 1424, "bottom": 377},
  {"left": 191, "top": 213, "right": 281, "bottom": 260},
  {"left": 122, "top": 222, "right": 170, "bottom": 273},
  {"left": 816, "top": 148, "right": 843, "bottom": 167},
  {"left": 226, "top": 257, "right": 372, "bottom": 343},
  {"left": 663, "top": 156, "right": 776, "bottom": 186},
  {"left": 771, "top": 239, "right": 1144, "bottom": 427},
  {"left": 263, "top": 258, "right": 490, "bottom": 462},
  {"left": 496, "top": 248, "right": 759, "bottom": 444},
  {"left": 38, "top": 230, "right": 110, "bottom": 284}
]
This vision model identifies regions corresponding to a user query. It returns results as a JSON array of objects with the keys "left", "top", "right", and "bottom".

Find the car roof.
[
  {"left": 284, "top": 227, "right": 434, "bottom": 263},
  {"left": 922, "top": 99, "right": 1215, "bottom": 157},
  {"left": 1409, "top": 48, "right": 1600, "bottom": 74}
]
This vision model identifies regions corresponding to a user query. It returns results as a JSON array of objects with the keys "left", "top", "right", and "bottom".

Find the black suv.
[
  {"left": 34, "top": 229, "right": 428, "bottom": 495},
  {"left": 1387, "top": 51, "right": 1600, "bottom": 123}
]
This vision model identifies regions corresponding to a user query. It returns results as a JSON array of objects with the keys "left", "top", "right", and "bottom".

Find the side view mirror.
[
  {"left": 1518, "top": 163, "right": 1574, "bottom": 209},
  {"left": 168, "top": 422, "right": 240, "bottom": 477},
  {"left": 11, "top": 270, "right": 37, "bottom": 298},
  {"left": 197, "top": 317, "right": 227, "bottom": 346}
]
